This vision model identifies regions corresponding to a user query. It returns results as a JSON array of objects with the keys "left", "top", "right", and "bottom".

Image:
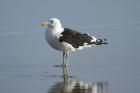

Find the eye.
[{"left": 50, "top": 20, "right": 53, "bottom": 23}]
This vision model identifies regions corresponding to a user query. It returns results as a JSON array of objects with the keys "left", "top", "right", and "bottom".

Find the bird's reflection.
[{"left": 48, "top": 66, "right": 108, "bottom": 93}]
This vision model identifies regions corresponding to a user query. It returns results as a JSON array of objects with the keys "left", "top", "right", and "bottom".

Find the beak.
[{"left": 41, "top": 21, "right": 49, "bottom": 26}]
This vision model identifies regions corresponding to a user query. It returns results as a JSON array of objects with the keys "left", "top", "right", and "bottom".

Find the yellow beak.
[{"left": 41, "top": 21, "right": 49, "bottom": 26}]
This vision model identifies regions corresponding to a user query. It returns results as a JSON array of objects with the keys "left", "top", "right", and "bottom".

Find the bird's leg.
[
  {"left": 63, "top": 52, "right": 66, "bottom": 67},
  {"left": 63, "top": 52, "right": 65, "bottom": 66},
  {"left": 65, "top": 52, "right": 69, "bottom": 65},
  {"left": 63, "top": 66, "right": 69, "bottom": 83},
  {"left": 63, "top": 51, "right": 69, "bottom": 67},
  {"left": 54, "top": 52, "right": 69, "bottom": 67}
]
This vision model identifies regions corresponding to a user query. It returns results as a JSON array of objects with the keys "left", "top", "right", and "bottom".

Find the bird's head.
[{"left": 41, "top": 18, "right": 62, "bottom": 29}]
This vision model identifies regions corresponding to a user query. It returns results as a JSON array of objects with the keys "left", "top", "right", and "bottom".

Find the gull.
[{"left": 41, "top": 18, "right": 108, "bottom": 67}]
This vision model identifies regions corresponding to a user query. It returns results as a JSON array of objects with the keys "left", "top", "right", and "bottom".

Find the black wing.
[{"left": 59, "top": 28, "right": 94, "bottom": 48}]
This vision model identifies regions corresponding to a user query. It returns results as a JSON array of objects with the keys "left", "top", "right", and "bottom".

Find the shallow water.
[
  {"left": 0, "top": 26, "right": 140, "bottom": 93},
  {"left": 1, "top": 0, "right": 140, "bottom": 92},
  {"left": 0, "top": 59, "right": 139, "bottom": 93}
]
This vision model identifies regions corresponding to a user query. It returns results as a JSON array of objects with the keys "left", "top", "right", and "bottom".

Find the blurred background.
[{"left": 0, "top": 0, "right": 140, "bottom": 93}]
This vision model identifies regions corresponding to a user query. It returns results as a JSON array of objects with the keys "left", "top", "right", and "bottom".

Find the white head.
[{"left": 41, "top": 18, "right": 62, "bottom": 29}]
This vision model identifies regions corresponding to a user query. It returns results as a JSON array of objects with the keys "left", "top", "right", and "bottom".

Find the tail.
[{"left": 94, "top": 38, "right": 108, "bottom": 45}]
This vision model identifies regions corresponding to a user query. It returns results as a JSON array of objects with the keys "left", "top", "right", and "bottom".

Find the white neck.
[{"left": 49, "top": 25, "right": 64, "bottom": 34}]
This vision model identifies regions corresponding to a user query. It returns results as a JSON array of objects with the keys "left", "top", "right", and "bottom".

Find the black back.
[{"left": 59, "top": 28, "right": 94, "bottom": 48}]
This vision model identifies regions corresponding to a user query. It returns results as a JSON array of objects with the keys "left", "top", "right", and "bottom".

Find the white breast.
[
  {"left": 45, "top": 29, "right": 76, "bottom": 52},
  {"left": 45, "top": 29, "right": 63, "bottom": 51}
]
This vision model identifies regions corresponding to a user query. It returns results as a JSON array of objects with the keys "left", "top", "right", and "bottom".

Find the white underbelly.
[{"left": 45, "top": 31, "right": 75, "bottom": 52}]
